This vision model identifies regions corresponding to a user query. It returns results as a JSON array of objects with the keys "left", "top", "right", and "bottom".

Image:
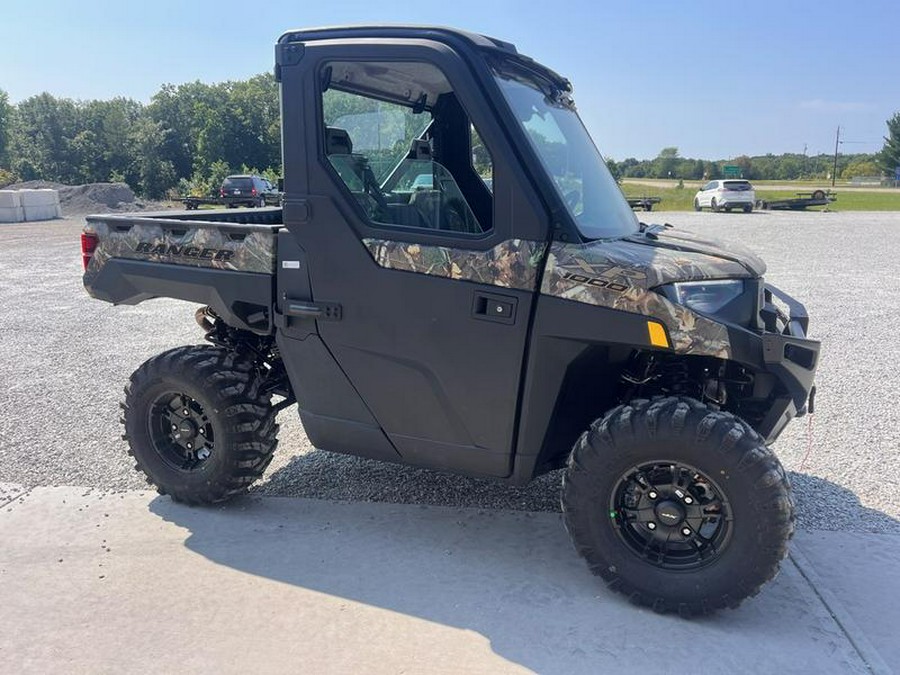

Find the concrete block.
[
  {"left": 0, "top": 190, "right": 21, "bottom": 208},
  {"left": 22, "top": 204, "right": 61, "bottom": 221},
  {"left": 19, "top": 189, "right": 60, "bottom": 207},
  {"left": 0, "top": 205, "right": 24, "bottom": 223}
]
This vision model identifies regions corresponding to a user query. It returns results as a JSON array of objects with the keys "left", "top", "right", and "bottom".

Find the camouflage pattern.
[
  {"left": 84, "top": 217, "right": 276, "bottom": 283},
  {"left": 362, "top": 238, "right": 547, "bottom": 290},
  {"left": 541, "top": 240, "right": 757, "bottom": 358},
  {"left": 652, "top": 228, "right": 767, "bottom": 277}
]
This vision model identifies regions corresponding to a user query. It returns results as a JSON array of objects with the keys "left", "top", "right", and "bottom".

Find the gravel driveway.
[{"left": 1, "top": 210, "right": 897, "bottom": 533}]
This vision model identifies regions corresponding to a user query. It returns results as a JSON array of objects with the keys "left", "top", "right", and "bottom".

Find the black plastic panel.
[{"left": 85, "top": 258, "right": 274, "bottom": 334}]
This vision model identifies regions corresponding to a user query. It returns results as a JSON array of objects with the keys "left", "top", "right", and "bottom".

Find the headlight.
[{"left": 666, "top": 280, "right": 745, "bottom": 314}]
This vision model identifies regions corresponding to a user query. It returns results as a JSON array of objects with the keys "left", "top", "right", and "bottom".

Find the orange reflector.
[{"left": 647, "top": 321, "right": 670, "bottom": 348}]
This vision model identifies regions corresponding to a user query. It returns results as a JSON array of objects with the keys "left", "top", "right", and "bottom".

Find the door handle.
[
  {"left": 472, "top": 292, "right": 517, "bottom": 324},
  {"left": 284, "top": 299, "right": 342, "bottom": 321}
]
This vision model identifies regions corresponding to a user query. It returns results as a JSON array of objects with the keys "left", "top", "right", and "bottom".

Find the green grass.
[{"left": 620, "top": 181, "right": 900, "bottom": 212}]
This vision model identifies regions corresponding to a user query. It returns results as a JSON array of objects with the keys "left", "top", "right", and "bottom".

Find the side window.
[
  {"left": 471, "top": 124, "right": 493, "bottom": 192},
  {"left": 320, "top": 60, "right": 492, "bottom": 234}
]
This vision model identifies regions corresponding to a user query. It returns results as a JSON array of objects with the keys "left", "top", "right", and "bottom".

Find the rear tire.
[
  {"left": 743, "top": 204, "right": 753, "bottom": 213},
  {"left": 121, "top": 346, "right": 278, "bottom": 505},
  {"left": 812, "top": 189, "right": 826, "bottom": 201},
  {"left": 562, "top": 397, "right": 793, "bottom": 616},
  {"left": 693, "top": 199, "right": 701, "bottom": 212}
]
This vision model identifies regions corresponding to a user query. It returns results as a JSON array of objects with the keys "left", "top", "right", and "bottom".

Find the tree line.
[
  {"left": 0, "top": 76, "right": 898, "bottom": 196},
  {"left": 606, "top": 145, "right": 890, "bottom": 183},
  {"left": 0, "top": 75, "right": 280, "bottom": 198}
]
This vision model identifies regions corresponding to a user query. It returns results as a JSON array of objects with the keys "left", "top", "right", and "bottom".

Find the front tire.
[
  {"left": 122, "top": 346, "right": 278, "bottom": 505},
  {"left": 693, "top": 198, "right": 701, "bottom": 212},
  {"left": 711, "top": 198, "right": 720, "bottom": 212},
  {"left": 562, "top": 397, "right": 793, "bottom": 616}
]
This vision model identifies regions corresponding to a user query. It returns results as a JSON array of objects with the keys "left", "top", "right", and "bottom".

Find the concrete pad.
[
  {"left": 794, "top": 530, "right": 900, "bottom": 674},
  {"left": 0, "top": 482, "right": 30, "bottom": 507},
  {"left": 0, "top": 487, "right": 873, "bottom": 674}
]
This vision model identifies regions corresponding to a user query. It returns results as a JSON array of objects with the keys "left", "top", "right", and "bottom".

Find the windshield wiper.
[{"left": 638, "top": 222, "right": 673, "bottom": 239}]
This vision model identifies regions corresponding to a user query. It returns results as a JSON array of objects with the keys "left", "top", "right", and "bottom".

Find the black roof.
[
  {"left": 277, "top": 24, "right": 570, "bottom": 93},
  {"left": 278, "top": 24, "right": 518, "bottom": 54}
]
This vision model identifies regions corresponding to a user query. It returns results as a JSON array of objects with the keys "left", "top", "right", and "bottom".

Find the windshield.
[{"left": 493, "top": 63, "right": 637, "bottom": 240}]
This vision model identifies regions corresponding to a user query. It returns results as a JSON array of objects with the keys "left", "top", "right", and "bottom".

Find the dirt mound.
[{"left": 8, "top": 181, "right": 170, "bottom": 216}]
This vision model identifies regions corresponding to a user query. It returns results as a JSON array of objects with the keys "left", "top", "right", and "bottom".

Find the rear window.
[
  {"left": 722, "top": 181, "right": 753, "bottom": 191},
  {"left": 223, "top": 177, "right": 253, "bottom": 190}
]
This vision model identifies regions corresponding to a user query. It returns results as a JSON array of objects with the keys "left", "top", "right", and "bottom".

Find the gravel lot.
[{"left": 1, "top": 210, "right": 898, "bottom": 533}]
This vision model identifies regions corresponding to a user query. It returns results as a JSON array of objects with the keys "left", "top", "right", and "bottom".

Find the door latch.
[
  {"left": 284, "top": 299, "right": 342, "bottom": 321},
  {"left": 472, "top": 292, "right": 517, "bottom": 324}
]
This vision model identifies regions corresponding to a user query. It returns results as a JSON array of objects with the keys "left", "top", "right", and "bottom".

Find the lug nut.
[
  {"left": 172, "top": 424, "right": 177, "bottom": 431},
  {"left": 199, "top": 428, "right": 205, "bottom": 435},
  {"left": 682, "top": 527, "right": 691, "bottom": 536},
  {"left": 648, "top": 491, "right": 658, "bottom": 499},
  {"left": 186, "top": 442, "right": 193, "bottom": 449},
  {"left": 647, "top": 522, "right": 657, "bottom": 530},
  {"left": 183, "top": 409, "right": 189, "bottom": 415},
  {"left": 684, "top": 496, "right": 694, "bottom": 505}
]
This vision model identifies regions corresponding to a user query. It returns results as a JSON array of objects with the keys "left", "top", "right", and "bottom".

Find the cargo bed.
[{"left": 83, "top": 208, "right": 284, "bottom": 334}]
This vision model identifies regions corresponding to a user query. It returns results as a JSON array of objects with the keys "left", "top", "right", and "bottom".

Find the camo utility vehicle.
[{"left": 82, "top": 26, "right": 819, "bottom": 615}]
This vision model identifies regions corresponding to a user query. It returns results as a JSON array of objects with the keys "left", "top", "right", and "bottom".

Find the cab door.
[{"left": 276, "top": 40, "right": 550, "bottom": 477}]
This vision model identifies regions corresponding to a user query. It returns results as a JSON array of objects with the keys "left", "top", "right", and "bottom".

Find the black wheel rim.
[
  {"left": 609, "top": 461, "right": 733, "bottom": 570},
  {"left": 148, "top": 392, "right": 215, "bottom": 472}
]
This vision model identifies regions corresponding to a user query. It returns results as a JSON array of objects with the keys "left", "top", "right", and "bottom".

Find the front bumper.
[{"left": 727, "top": 284, "right": 820, "bottom": 443}]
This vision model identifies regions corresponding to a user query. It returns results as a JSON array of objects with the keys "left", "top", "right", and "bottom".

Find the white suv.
[{"left": 694, "top": 180, "right": 755, "bottom": 213}]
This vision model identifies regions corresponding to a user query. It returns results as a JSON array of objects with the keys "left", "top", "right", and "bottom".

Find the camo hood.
[
  {"left": 633, "top": 228, "right": 767, "bottom": 278},
  {"left": 542, "top": 230, "right": 764, "bottom": 358}
]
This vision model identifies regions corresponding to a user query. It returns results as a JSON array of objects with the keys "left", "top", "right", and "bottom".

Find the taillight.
[
  {"left": 251, "top": 187, "right": 257, "bottom": 196},
  {"left": 81, "top": 232, "right": 99, "bottom": 271},
  {"left": 220, "top": 188, "right": 225, "bottom": 197}
]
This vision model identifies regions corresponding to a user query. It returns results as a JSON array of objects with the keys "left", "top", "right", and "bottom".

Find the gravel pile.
[
  {"left": 0, "top": 211, "right": 897, "bottom": 534},
  {"left": 7, "top": 181, "right": 169, "bottom": 215}
]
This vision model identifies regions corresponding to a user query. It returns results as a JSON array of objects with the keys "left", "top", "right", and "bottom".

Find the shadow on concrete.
[{"left": 149, "top": 465, "right": 898, "bottom": 673}]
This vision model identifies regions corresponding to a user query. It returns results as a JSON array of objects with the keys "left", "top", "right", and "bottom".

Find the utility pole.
[{"left": 831, "top": 126, "right": 840, "bottom": 187}]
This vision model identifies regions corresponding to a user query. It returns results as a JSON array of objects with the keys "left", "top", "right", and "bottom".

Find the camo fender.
[{"left": 541, "top": 241, "right": 748, "bottom": 358}]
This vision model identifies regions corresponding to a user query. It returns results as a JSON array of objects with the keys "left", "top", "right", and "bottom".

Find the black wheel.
[
  {"left": 811, "top": 189, "right": 826, "bottom": 200},
  {"left": 562, "top": 397, "right": 793, "bottom": 616},
  {"left": 258, "top": 196, "right": 266, "bottom": 208},
  {"left": 643, "top": 204, "right": 653, "bottom": 212},
  {"left": 693, "top": 199, "right": 701, "bottom": 212},
  {"left": 122, "top": 346, "right": 278, "bottom": 504},
  {"left": 743, "top": 204, "right": 753, "bottom": 213},
  {"left": 711, "top": 198, "right": 720, "bottom": 212}
]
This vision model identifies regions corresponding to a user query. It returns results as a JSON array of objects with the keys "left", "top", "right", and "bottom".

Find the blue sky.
[{"left": 0, "top": 0, "right": 894, "bottom": 160}]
